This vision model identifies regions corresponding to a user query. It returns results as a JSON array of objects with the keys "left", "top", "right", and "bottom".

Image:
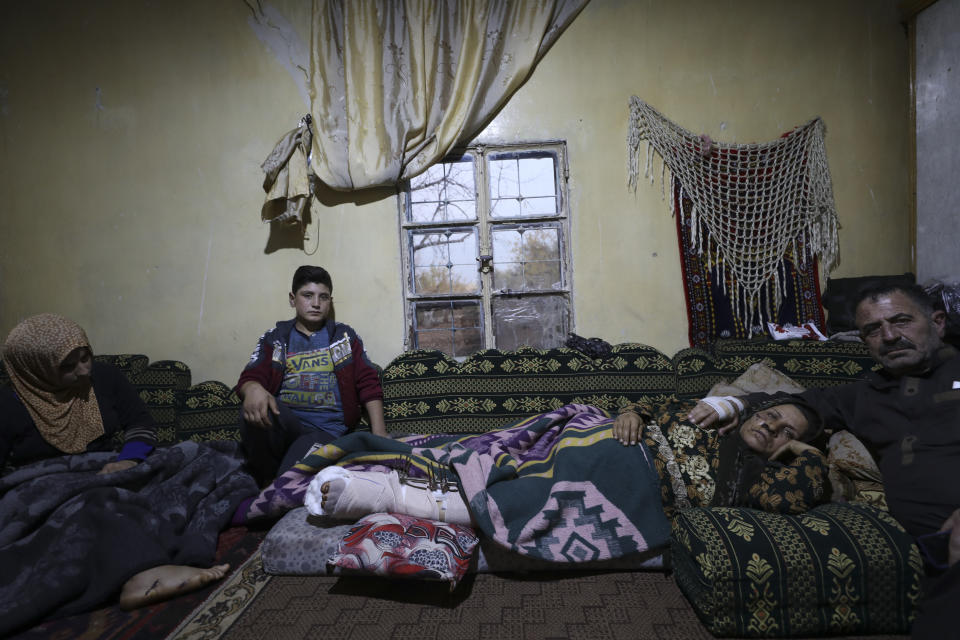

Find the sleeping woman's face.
[
  {"left": 57, "top": 347, "right": 93, "bottom": 389},
  {"left": 738, "top": 404, "right": 810, "bottom": 458}
]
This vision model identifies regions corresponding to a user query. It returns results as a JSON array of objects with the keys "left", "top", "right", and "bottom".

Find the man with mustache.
[{"left": 689, "top": 283, "right": 959, "bottom": 638}]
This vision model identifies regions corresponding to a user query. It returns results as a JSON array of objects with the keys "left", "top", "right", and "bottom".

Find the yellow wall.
[{"left": 0, "top": 0, "right": 910, "bottom": 384}]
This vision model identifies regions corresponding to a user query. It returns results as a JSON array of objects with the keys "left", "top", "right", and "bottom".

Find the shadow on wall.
[{"left": 263, "top": 179, "right": 396, "bottom": 254}]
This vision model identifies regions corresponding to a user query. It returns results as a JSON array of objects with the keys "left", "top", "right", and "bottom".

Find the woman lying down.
[{"left": 237, "top": 394, "right": 828, "bottom": 563}]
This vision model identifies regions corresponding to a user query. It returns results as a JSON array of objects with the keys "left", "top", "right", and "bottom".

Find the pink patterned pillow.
[{"left": 327, "top": 512, "right": 479, "bottom": 590}]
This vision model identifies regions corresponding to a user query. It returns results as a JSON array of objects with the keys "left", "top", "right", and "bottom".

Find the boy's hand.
[
  {"left": 613, "top": 411, "right": 643, "bottom": 446},
  {"left": 241, "top": 382, "right": 279, "bottom": 429}
]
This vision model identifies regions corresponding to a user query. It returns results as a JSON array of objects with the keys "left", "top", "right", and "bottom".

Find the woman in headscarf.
[
  {"left": 612, "top": 393, "right": 827, "bottom": 518},
  {"left": 0, "top": 314, "right": 255, "bottom": 634},
  {"left": 1, "top": 313, "right": 157, "bottom": 473}
]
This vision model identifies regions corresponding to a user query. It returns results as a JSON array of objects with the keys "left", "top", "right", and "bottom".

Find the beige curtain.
[{"left": 261, "top": 0, "right": 589, "bottom": 223}]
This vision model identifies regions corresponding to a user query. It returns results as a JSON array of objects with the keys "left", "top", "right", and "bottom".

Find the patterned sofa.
[
  {"left": 378, "top": 339, "right": 882, "bottom": 434},
  {"left": 374, "top": 340, "right": 921, "bottom": 638},
  {"left": 0, "top": 341, "right": 922, "bottom": 637}
]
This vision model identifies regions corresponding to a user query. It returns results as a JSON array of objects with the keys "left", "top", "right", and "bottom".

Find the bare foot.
[
  {"left": 320, "top": 479, "right": 345, "bottom": 512},
  {"left": 119, "top": 563, "right": 230, "bottom": 610}
]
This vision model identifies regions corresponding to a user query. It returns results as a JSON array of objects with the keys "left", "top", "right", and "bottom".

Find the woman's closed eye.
[{"left": 759, "top": 410, "right": 797, "bottom": 439}]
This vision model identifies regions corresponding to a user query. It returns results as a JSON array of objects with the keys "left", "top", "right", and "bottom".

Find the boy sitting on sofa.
[{"left": 236, "top": 265, "right": 386, "bottom": 486}]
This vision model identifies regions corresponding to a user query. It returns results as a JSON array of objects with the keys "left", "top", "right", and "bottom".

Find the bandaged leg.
[{"left": 304, "top": 467, "right": 472, "bottom": 525}]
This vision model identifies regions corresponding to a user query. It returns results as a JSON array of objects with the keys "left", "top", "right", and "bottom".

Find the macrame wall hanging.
[{"left": 626, "top": 97, "right": 840, "bottom": 346}]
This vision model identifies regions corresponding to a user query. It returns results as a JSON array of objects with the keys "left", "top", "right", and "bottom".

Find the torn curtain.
[{"left": 260, "top": 0, "right": 590, "bottom": 225}]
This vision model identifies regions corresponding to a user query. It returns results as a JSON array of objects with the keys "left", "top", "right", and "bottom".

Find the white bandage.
[
  {"left": 305, "top": 468, "right": 471, "bottom": 525},
  {"left": 699, "top": 396, "right": 745, "bottom": 422},
  {"left": 305, "top": 466, "right": 395, "bottom": 518}
]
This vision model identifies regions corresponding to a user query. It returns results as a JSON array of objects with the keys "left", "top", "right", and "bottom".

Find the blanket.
[
  {"left": 237, "top": 404, "right": 671, "bottom": 563},
  {"left": 0, "top": 441, "right": 258, "bottom": 637}
]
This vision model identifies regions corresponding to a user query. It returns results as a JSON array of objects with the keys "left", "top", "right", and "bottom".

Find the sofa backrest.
[
  {"left": 99, "top": 355, "right": 190, "bottom": 443},
  {"left": 673, "top": 339, "right": 879, "bottom": 400},
  {"left": 99, "top": 354, "right": 243, "bottom": 444},
  {"left": 381, "top": 344, "right": 676, "bottom": 434},
  {"left": 382, "top": 339, "right": 880, "bottom": 435}
]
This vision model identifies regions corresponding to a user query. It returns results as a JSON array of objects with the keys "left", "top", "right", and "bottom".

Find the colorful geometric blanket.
[{"left": 236, "top": 404, "right": 671, "bottom": 563}]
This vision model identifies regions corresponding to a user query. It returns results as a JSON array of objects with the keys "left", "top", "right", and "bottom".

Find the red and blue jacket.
[{"left": 236, "top": 318, "right": 383, "bottom": 429}]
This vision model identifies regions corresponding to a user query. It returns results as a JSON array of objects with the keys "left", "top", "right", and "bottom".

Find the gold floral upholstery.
[
  {"left": 672, "top": 503, "right": 923, "bottom": 637},
  {"left": 90, "top": 355, "right": 239, "bottom": 443},
  {"left": 381, "top": 344, "right": 676, "bottom": 434}
]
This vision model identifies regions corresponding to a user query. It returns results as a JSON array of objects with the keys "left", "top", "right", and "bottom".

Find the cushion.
[
  {"left": 261, "top": 507, "right": 354, "bottom": 575},
  {"left": 475, "top": 539, "right": 665, "bottom": 572},
  {"left": 671, "top": 503, "right": 923, "bottom": 637},
  {"left": 674, "top": 340, "right": 879, "bottom": 400},
  {"left": 128, "top": 359, "right": 191, "bottom": 444},
  {"left": 327, "top": 512, "right": 479, "bottom": 590},
  {"left": 95, "top": 353, "right": 150, "bottom": 379},
  {"left": 177, "top": 380, "right": 242, "bottom": 442},
  {"left": 707, "top": 362, "right": 806, "bottom": 397},
  {"left": 827, "top": 430, "right": 887, "bottom": 509},
  {"left": 673, "top": 347, "right": 727, "bottom": 400}
]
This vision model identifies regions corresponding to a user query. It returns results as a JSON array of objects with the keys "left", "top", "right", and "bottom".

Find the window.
[{"left": 398, "top": 142, "right": 573, "bottom": 357}]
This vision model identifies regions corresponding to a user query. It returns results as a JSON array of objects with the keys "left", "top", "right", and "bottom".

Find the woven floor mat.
[{"left": 167, "top": 552, "right": 909, "bottom": 640}]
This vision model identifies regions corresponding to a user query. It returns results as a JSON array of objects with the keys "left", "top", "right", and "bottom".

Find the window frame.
[{"left": 397, "top": 141, "right": 574, "bottom": 355}]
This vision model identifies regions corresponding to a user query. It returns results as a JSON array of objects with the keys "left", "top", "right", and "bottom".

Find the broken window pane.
[
  {"left": 414, "top": 300, "right": 483, "bottom": 357},
  {"left": 492, "top": 228, "right": 523, "bottom": 291},
  {"left": 492, "top": 295, "right": 567, "bottom": 350},
  {"left": 521, "top": 227, "right": 561, "bottom": 290}
]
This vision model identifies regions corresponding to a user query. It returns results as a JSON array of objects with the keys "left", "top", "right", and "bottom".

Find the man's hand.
[
  {"left": 938, "top": 509, "right": 960, "bottom": 567},
  {"left": 98, "top": 459, "right": 138, "bottom": 475},
  {"left": 612, "top": 411, "right": 644, "bottom": 445},
  {"left": 770, "top": 439, "right": 823, "bottom": 461},
  {"left": 241, "top": 381, "right": 279, "bottom": 429}
]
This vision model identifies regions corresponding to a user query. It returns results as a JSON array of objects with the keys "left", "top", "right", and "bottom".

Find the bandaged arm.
[{"left": 698, "top": 396, "right": 746, "bottom": 422}]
